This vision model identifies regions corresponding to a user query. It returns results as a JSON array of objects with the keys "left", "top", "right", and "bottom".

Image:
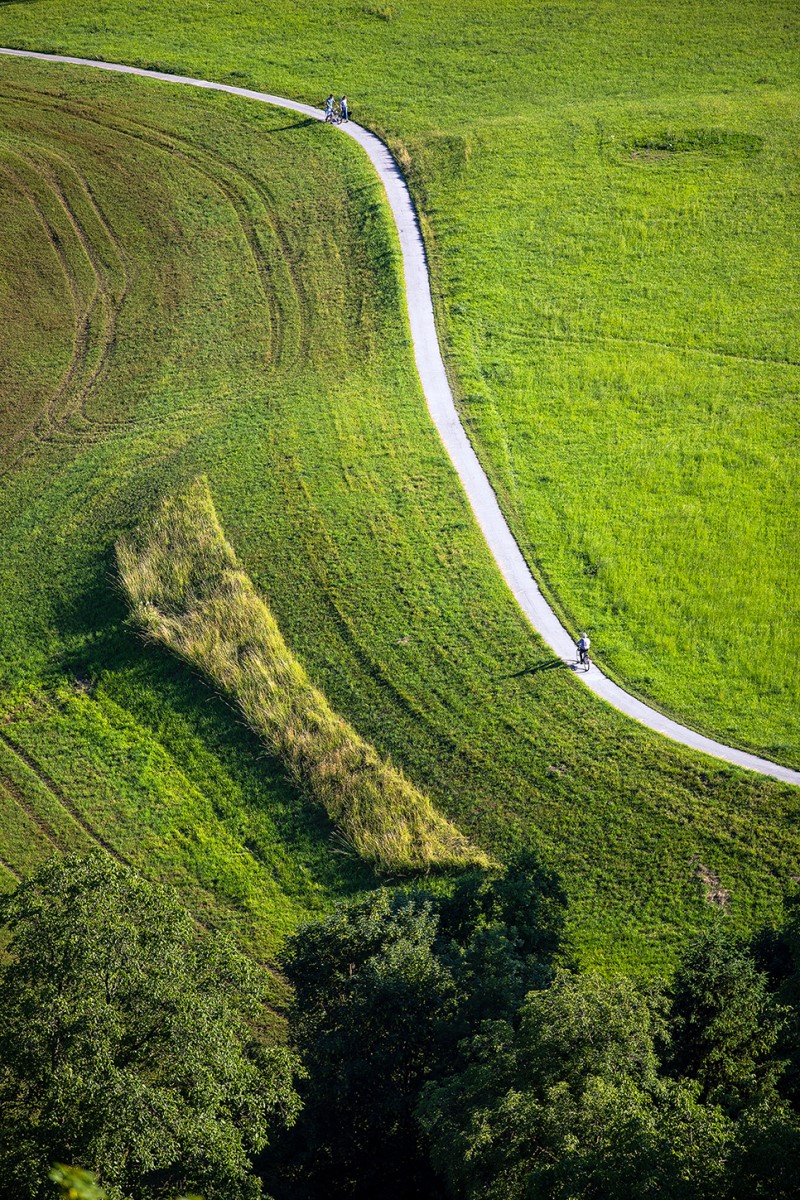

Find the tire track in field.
[
  {"left": 21, "top": 144, "right": 127, "bottom": 436},
  {"left": 0, "top": 138, "right": 127, "bottom": 470},
  {"left": 0, "top": 151, "right": 85, "bottom": 455},
  {"left": 0, "top": 730, "right": 134, "bottom": 866},
  {"left": 99, "top": 108, "right": 309, "bottom": 368},
  {"left": 31, "top": 143, "right": 128, "bottom": 428},
  {"left": 70, "top": 109, "right": 288, "bottom": 370},
  {"left": 1, "top": 48, "right": 798, "bottom": 788},
  {"left": 0, "top": 145, "right": 106, "bottom": 435},
  {"left": 0, "top": 752, "right": 283, "bottom": 993},
  {"left": 0, "top": 80, "right": 309, "bottom": 421},
  {"left": 0, "top": 90, "right": 281, "bottom": 458},
  {"left": 0, "top": 96, "right": 126, "bottom": 441},
  {"left": 0, "top": 765, "right": 77, "bottom": 850},
  {"left": 1, "top": 85, "right": 305, "bottom": 371}
]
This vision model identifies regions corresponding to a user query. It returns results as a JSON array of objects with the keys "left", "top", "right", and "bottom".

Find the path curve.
[{"left": 3, "top": 46, "right": 798, "bottom": 788}]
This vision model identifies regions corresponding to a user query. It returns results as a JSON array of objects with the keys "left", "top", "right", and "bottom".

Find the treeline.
[
  {"left": 0, "top": 853, "right": 798, "bottom": 1200},
  {"left": 268, "top": 860, "right": 800, "bottom": 1199}
]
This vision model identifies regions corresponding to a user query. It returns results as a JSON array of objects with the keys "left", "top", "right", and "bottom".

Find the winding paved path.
[{"left": 3, "top": 46, "right": 798, "bottom": 788}]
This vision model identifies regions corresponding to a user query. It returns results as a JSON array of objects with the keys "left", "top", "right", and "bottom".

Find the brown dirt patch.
[{"left": 689, "top": 854, "right": 730, "bottom": 908}]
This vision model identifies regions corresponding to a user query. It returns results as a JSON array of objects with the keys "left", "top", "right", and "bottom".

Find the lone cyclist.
[{"left": 577, "top": 632, "right": 591, "bottom": 668}]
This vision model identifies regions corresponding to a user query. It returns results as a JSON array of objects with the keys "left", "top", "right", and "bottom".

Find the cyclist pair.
[{"left": 324, "top": 94, "right": 349, "bottom": 123}]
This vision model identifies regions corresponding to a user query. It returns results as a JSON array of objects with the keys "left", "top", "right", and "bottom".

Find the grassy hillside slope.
[
  {"left": 0, "top": 57, "right": 797, "bottom": 977},
  {"left": 0, "top": 1, "right": 797, "bottom": 763},
  {"left": 118, "top": 481, "right": 489, "bottom": 873}
]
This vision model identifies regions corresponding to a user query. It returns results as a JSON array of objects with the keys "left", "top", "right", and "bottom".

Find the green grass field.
[
  {"left": 0, "top": 53, "right": 797, "bottom": 982},
  {"left": 1, "top": 0, "right": 797, "bottom": 763},
  {"left": 118, "top": 479, "right": 489, "bottom": 873}
]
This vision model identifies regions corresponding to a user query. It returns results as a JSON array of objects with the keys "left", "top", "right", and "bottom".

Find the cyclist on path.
[
  {"left": 324, "top": 94, "right": 335, "bottom": 120},
  {"left": 577, "top": 632, "right": 591, "bottom": 665}
]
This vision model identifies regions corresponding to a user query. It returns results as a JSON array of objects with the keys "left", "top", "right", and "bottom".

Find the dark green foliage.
[
  {"left": 271, "top": 855, "right": 566, "bottom": 1199},
  {"left": 0, "top": 852, "right": 300, "bottom": 1200},
  {"left": 417, "top": 915, "right": 800, "bottom": 1199},
  {"left": 669, "top": 920, "right": 785, "bottom": 1111},
  {"left": 268, "top": 890, "right": 800, "bottom": 1199},
  {"left": 278, "top": 890, "right": 454, "bottom": 1198},
  {"left": 436, "top": 851, "right": 567, "bottom": 1026},
  {"left": 752, "top": 892, "right": 800, "bottom": 1108},
  {"left": 780, "top": 898, "right": 800, "bottom": 1111},
  {"left": 727, "top": 1103, "right": 800, "bottom": 1200},
  {"left": 6, "top": 854, "right": 800, "bottom": 1200},
  {"left": 779, "top": 892, "right": 800, "bottom": 1010},
  {"left": 418, "top": 974, "right": 731, "bottom": 1200},
  {"left": 438, "top": 851, "right": 566, "bottom": 963}
]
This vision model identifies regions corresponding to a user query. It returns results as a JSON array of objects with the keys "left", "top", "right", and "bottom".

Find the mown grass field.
[
  {"left": 0, "top": 53, "right": 796, "bottom": 980},
  {"left": 2, "top": 0, "right": 796, "bottom": 764}
]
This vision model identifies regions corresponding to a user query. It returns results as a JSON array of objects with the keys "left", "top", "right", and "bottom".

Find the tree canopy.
[
  {"left": 270, "top": 879, "right": 800, "bottom": 1200},
  {"left": 269, "top": 853, "right": 567, "bottom": 1199},
  {"left": 2, "top": 851, "right": 799, "bottom": 1199},
  {"left": 0, "top": 852, "right": 300, "bottom": 1200}
]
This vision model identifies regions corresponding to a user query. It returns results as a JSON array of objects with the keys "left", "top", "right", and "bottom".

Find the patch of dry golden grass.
[{"left": 117, "top": 479, "right": 490, "bottom": 873}]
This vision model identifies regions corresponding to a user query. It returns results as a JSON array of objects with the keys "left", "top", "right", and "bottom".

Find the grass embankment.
[
  {"left": 2, "top": 0, "right": 797, "bottom": 761},
  {"left": 118, "top": 481, "right": 487, "bottom": 873},
  {"left": 0, "top": 60, "right": 392, "bottom": 962},
  {"left": 0, "top": 59, "right": 797, "bottom": 975}
]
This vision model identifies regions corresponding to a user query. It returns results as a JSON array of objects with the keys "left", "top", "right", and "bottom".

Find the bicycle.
[
  {"left": 577, "top": 645, "right": 591, "bottom": 672},
  {"left": 324, "top": 105, "right": 342, "bottom": 124}
]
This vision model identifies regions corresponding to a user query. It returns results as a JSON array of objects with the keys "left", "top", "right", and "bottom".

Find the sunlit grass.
[
  {"left": 423, "top": 98, "right": 800, "bottom": 758},
  {"left": 3, "top": 0, "right": 795, "bottom": 754},
  {"left": 0, "top": 57, "right": 796, "bottom": 975}
]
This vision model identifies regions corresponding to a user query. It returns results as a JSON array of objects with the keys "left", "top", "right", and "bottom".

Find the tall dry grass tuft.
[{"left": 117, "top": 479, "right": 490, "bottom": 873}]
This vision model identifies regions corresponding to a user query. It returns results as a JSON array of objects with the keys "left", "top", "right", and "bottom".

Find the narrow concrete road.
[{"left": 3, "top": 46, "right": 798, "bottom": 787}]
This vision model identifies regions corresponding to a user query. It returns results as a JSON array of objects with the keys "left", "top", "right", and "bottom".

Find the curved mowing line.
[{"left": 2, "top": 47, "right": 798, "bottom": 789}]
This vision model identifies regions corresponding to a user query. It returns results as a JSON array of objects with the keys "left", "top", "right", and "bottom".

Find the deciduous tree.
[{"left": 0, "top": 852, "right": 299, "bottom": 1200}]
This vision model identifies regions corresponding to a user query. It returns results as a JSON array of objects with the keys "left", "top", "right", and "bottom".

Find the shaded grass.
[{"left": 118, "top": 479, "right": 489, "bottom": 873}]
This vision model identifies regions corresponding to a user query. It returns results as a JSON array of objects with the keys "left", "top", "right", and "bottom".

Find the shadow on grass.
[
  {"left": 259, "top": 119, "right": 319, "bottom": 134},
  {"left": 52, "top": 551, "right": 375, "bottom": 903},
  {"left": 505, "top": 656, "right": 567, "bottom": 679}
]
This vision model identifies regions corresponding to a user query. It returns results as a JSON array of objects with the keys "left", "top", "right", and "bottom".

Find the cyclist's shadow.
[{"left": 505, "top": 656, "right": 567, "bottom": 679}]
